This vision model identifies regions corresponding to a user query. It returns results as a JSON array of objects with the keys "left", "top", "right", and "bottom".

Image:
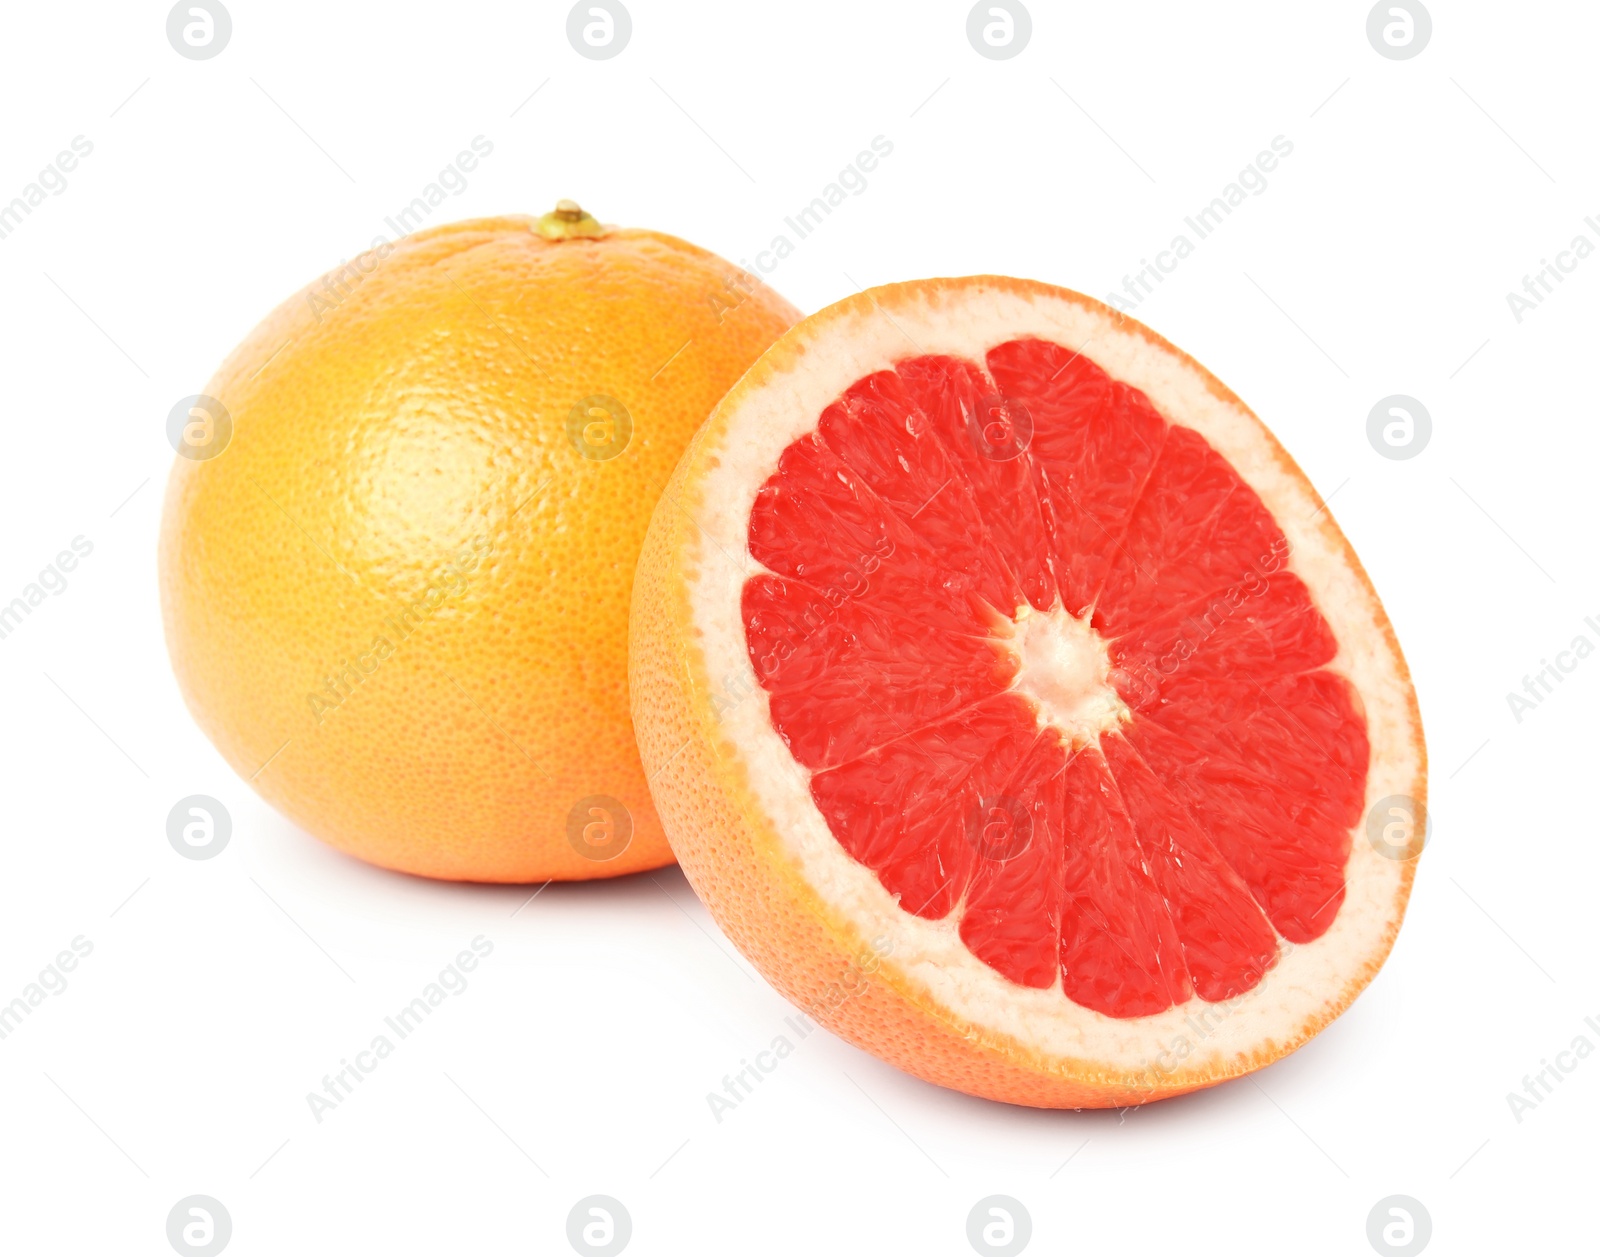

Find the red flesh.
[{"left": 743, "top": 340, "right": 1368, "bottom": 1018}]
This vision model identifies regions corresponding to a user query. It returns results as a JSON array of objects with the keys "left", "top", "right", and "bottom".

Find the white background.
[{"left": 0, "top": 2, "right": 1595, "bottom": 1254}]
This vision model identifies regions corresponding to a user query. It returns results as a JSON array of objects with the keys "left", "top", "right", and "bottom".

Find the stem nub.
[{"left": 534, "top": 200, "right": 610, "bottom": 240}]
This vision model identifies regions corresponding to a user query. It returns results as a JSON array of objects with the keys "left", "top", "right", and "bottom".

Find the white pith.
[
  {"left": 1006, "top": 607, "right": 1129, "bottom": 745},
  {"left": 683, "top": 285, "right": 1419, "bottom": 1074}
]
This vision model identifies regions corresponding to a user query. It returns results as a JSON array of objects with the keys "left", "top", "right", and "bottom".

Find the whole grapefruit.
[{"left": 161, "top": 204, "right": 798, "bottom": 881}]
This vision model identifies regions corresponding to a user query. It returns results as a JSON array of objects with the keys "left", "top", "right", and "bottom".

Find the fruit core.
[{"left": 1008, "top": 608, "right": 1128, "bottom": 747}]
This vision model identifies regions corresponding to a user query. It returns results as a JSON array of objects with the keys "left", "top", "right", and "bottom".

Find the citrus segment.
[
  {"left": 897, "top": 355, "right": 1055, "bottom": 612},
  {"left": 810, "top": 694, "right": 1035, "bottom": 920},
  {"left": 1098, "top": 734, "right": 1279, "bottom": 1003},
  {"left": 1055, "top": 747, "right": 1189, "bottom": 1018},
  {"left": 986, "top": 337, "right": 1166, "bottom": 618}
]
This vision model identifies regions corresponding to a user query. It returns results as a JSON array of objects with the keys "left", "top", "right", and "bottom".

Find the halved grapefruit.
[{"left": 631, "top": 277, "right": 1425, "bottom": 1108}]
